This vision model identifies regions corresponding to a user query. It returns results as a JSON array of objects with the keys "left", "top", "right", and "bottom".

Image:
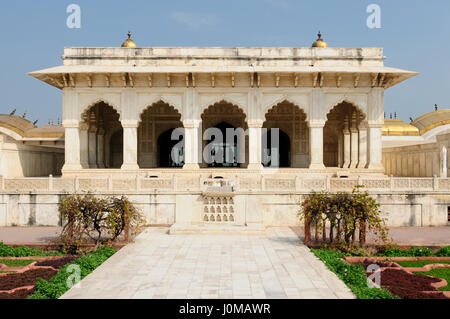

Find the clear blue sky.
[{"left": 0, "top": 0, "right": 449, "bottom": 125}]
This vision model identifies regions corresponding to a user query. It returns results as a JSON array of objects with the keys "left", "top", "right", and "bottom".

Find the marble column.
[
  {"left": 342, "top": 117, "right": 351, "bottom": 168},
  {"left": 97, "top": 127, "right": 105, "bottom": 168},
  {"left": 349, "top": 116, "right": 359, "bottom": 168},
  {"left": 88, "top": 127, "right": 98, "bottom": 168},
  {"left": 121, "top": 121, "right": 139, "bottom": 170},
  {"left": 183, "top": 120, "right": 201, "bottom": 169},
  {"left": 61, "top": 121, "right": 82, "bottom": 171},
  {"left": 308, "top": 121, "right": 325, "bottom": 169},
  {"left": 357, "top": 122, "right": 368, "bottom": 168},
  {"left": 440, "top": 146, "right": 447, "bottom": 178},
  {"left": 79, "top": 122, "right": 89, "bottom": 169},
  {"left": 247, "top": 120, "right": 263, "bottom": 170},
  {"left": 367, "top": 124, "right": 383, "bottom": 170},
  {"left": 337, "top": 133, "right": 343, "bottom": 168}
]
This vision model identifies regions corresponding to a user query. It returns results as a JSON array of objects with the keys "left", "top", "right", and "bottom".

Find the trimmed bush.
[
  {"left": 378, "top": 247, "right": 434, "bottom": 257},
  {"left": 436, "top": 246, "right": 450, "bottom": 257},
  {"left": 312, "top": 248, "right": 394, "bottom": 299},
  {"left": 0, "top": 242, "right": 62, "bottom": 257},
  {"left": 27, "top": 246, "right": 116, "bottom": 299}
]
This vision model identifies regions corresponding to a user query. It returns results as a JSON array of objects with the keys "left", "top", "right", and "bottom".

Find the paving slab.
[{"left": 60, "top": 227, "right": 354, "bottom": 299}]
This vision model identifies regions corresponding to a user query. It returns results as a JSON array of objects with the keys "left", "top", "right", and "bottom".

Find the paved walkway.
[
  {"left": 61, "top": 227, "right": 355, "bottom": 299},
  {"left": 2, "top": 226, "right": 448, "bottom": 246}
]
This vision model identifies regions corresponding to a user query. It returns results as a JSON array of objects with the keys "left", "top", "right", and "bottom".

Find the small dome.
[
  {"left": 312, "top": 31, "right": 328, "bottom": 48},
  {"left": 121, "top": 31, "right": 137, "bottom": 48}
]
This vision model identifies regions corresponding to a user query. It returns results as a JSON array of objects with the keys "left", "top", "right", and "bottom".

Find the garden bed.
[
  {"left": 0, "top": 256, "right": 76, "bottom": 299},
  {"left": 344, "top": 257, "right": 450, "bottom": 299}
]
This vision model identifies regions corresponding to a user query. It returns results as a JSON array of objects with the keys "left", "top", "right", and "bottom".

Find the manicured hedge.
[
  {"left": 311, "top": 248, "right": 394, "bottom": 299},
  {"left": 378, "top": 246, "right": 450, "bottom": 257},
  {"left": 28, "top": 246, "right": 116, "bottom": 299},
  {"left": 0, "top": 242, "right": 62, "bottom": 257}
]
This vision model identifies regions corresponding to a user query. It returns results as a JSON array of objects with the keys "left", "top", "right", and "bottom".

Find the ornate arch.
[
  {"left": 325, "top": 95, "right": 367, "bottom": 120},
  {"left": 264, "top": 99, "right": 308, "bottom": 122},
  {"left": 201, "top": 100, "right": 248, "bottom": 129},
  {"left": 198, "top": 94, "right": 248, "bottom": 119},
  {"left": 138, "top": 100, "right": 182, "bottom": 124},
  {"left": 137, "top": 94, "right": 183, "bottom": 121},
  {"left": 80, "top": 99, "right": 121, "bottom": 122}
]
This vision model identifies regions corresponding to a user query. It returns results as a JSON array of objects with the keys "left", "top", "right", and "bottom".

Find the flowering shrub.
[
  {"left": 59, "top": 194, "right": 145, "bottom": 252},
  {"left": 300, "top": 186, "right": 390, "bottom": 247}
]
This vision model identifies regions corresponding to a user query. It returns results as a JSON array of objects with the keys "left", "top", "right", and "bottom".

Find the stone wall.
[{"left": 0, "top": 174, "right": 448, "bottom": 227}]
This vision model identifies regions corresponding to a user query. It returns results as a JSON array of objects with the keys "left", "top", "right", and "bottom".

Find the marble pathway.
[{"left": 60, "top": 227, "right": 355, "bottom": 299}]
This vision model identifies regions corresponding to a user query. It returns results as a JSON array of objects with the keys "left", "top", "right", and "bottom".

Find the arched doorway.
[
  {"left": 201, "top": 101, "right": 248, "bottom": 168},
  {"left": 262, "top": 100, "right": 308, "bottom": 168},
  {"left": 138, "top": 101, "right": 184, "bottom": 168},
  {"left": 157, "top": 128, "right": 184, "bottom": 167},
  {"left": 81, "top": 101, "right": 122, "bottom": 168},
  {"left": 109, "top": 129, "right": 123, "bottom": 168},
  {"left": 262, "top": 129, "right": 291, "bottom": 167},
  {"left": 324, "top": 101, "right": 366, "bottom": 168}
]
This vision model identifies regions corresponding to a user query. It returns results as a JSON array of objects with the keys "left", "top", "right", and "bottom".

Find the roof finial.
[
  {"left": 312, "top": 30, "right": 328, "bottom": 48},
  {"left": 121, "top": 31, "right": 137, "bottom": 48},
  {"left": 435, "top": 104, "right": 438, "bottom": 111}
]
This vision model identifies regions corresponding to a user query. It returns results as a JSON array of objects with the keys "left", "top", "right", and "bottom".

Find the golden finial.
[
  {"left": 121, "top": 31, "right": 137, "bottom": 48},
  {"left": 312, "top": 31, "right": 328, "bottom": 48}
]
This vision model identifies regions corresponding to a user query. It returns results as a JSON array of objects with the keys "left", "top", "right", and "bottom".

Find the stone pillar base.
[
  {"left": 183, "top": 163, "right": 200, "bottom": 170},
  {"left": 367, "top": 163, "right": 384, "bottom": 170},
  {"left": 309, "top": 163, "right": 326, "bottom": 170},
  {"left": 62, "top": 164, "right": 83, "bottom": 171},
  {"left": 121, "top": 163, "right": 140, "bottom": 170},
  {"left": 247, "top": 163, "right": 263, "bottom": 170}
]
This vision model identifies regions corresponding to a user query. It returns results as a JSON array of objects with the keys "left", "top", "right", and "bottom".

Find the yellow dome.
[
  {"left": 382, "top": 119, "right": 420, "bottom": 136},
  {"left": 121, "top": 31, "right": 137, "bottom": 48},
  {"left": 312, "top": 31, "right": 328, "bottom": 48}
]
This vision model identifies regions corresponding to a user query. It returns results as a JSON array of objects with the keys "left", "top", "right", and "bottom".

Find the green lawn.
[
  {"left": 0, "top": 270, "right": 16, "bottom": 273},
  {"left": 395, "top": 260, "right": 450, "bottom": 268},
  {"left": 0, "top": 259, "right": 37, "bottom": 267},
  {"left": 413, "top": 268, "right": 450, "bottom": 291}
]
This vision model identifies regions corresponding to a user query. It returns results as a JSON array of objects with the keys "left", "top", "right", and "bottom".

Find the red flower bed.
[
  {"left": 0, "top": 256, "right": 77, "bottom": 299},
  {"left": 344, "top": 257, "right": 450, "bottom": 299}
]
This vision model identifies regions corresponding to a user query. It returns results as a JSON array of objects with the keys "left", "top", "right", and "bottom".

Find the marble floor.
[{"left": 60, "top": 227, "right": 355, "bottom": 299}]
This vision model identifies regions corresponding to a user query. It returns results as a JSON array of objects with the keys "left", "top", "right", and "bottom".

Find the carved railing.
[{"left": 0, "top": 175, "right": 449, "bottom": 193}]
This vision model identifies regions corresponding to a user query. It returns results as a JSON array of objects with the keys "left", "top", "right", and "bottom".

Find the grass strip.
[
  {"left": 27, "top": 246, "right": 116, "bottom": 299},
  {"left": 0, "top": 242, "right": 62, "bottom": 257},
  {"left": 395, "top": 260, "right": 450, "bottom": 268},
  {"left": 311, "top": 248, "right": 394, "bottom": 299},
  {"left": 0, "top": 259, "right": 37, "bottom": 267},
  {"left": 413, "top": 268, "right": 450, "bottom": 291}
]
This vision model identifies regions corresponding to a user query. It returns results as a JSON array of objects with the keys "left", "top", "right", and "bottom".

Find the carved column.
[
  {"left": 367, "top": 124, "right": 383, "bottom": 170},
  {"left": 79, "top": 122, "right": 89, "bottom": 169},
  {"left": 440, "top": 146, "right": 447, "bottom": 178},
  {"left": 308, "top": 121, "right": 325, "bottom": 169},
  {"left": 342, "top": 117, "right": 351, "bottom": 168},
  {"left": 88, "top": 127, "right": 98, "bottom": 168},
  {"left": 247, "top": 120, "right": 263, "bottom": 170},
  {"left": 183, "top": 120, "right": 201, "bottom": 169},
  {"left": 349, "top": 113, "right": 359, "bottom": 169},
  {"left": 97, "top": 126, "right": 105, "bottom": 168},
  {"left": 337, "top": 132, "right": 343, "bottom": 168},
  {"left": 357, "top": 121, "right": 368, "bottom": 168},
  {"left": 61, "top": 120, "right": 82, "bottom": 171},
  {"left": 121, "top": 120, "right": 139, "bottom": 170}
]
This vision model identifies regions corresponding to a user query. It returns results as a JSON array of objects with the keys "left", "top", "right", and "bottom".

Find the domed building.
[
  {"left": 382, "top": 108, "right": 450, "bottom": 177},
  {"left": 0, "top": 113, "right": 64, "bottom": 177}
]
